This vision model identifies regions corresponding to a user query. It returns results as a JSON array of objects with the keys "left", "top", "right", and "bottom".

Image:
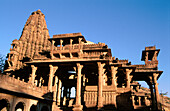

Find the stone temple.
[{"left": 0, "top": 10, "right": 163, "bottom": 111}]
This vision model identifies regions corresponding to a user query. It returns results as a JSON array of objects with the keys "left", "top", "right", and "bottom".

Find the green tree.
[
  {"left": 160, "top": 91, "right": 168, "bottom": 111},
  {"left": 0, "top": 54, "right": 5, "bottom": 73}
]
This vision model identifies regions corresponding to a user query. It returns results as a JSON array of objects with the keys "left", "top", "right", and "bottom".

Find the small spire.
[{"left": 37, "top": 9, "right": 41, "bottom": 12}]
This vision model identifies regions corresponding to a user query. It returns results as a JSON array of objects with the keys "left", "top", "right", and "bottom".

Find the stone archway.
[
  {"left": 30, "top": 104, "right": 37, "bottom": 111},
  {"left": 15, "top": 102, "right": 25, "bottom": 111},
  {"left": 0, "top": 99, "right": 10, "bottom": 111}
]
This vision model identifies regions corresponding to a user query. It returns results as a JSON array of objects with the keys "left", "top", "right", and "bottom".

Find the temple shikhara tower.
[{"left": 0, "top": 10, "right": 164, "bottom": 111}]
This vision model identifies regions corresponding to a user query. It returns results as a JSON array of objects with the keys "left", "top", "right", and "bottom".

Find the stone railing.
[
  {"left": 82, "top": 43, "right": 106, "bottom": 49},
  {"left": 84, "top": 91, "right": 116, "bottom": 107},
  {"left": 0, "top": 74, "right": 48, "bottom": 99},
  {"left": 102, "top": 91, "right": 116, "bottom": 105},
  {"left": 117, "top": 59, "right": 128, "bottom": 63},
  {"left": 145, "top": 46, "right": 156, "bottom": 50},
  {"left": 84, "top": 86, "right": 116, "bottom": 107},
  {"left": 132, "top": 64, "right": 145, "bottom": 68},
  {"left": 53, "top": 43, "right": 106, "bottom": 51},
  {"left": 145, "top": 60, "right": 158, "bottom": 67},
  {"left": 84, "top": 91, "right": 97, "bottom": 107},
  {"left": 54, "top": 44, "right": 80, "bottom": 51},
  {"left": 81, "top": 51, "right": 102, "bottom": 58}
]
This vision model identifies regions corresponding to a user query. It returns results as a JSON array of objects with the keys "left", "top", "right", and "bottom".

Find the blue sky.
[{"left": 0, "top": 0, "right": 170, "bottom": 97}]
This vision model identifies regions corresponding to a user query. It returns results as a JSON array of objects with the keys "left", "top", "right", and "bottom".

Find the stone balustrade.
[
  {"left": 82, "top": 51, "right": 102, "bottom": 58},
  {"left": 84, "top": 90, "right": 116, "bottom": 107},
  {"left": 82, "top": 43, "right": 106, "bottom": 49},
  {"left": 0, "top": 74, "right": 48, "bottom": 99},
  {"left": 102, "top": 91, "right": 116, "bottom": 105},
  {"left": 53, "top": 43, "right": 106, "bottom": 51},
  {"left": 84, "top": 86, "right": 116, "bottom": 108},
  {"left": 84, "top": 91, "right": 97, "bottom": 107}
]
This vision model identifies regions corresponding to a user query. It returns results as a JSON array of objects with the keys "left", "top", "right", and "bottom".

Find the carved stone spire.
[{"left": 5, "top": 10, "right": 51, "bottom": 71}]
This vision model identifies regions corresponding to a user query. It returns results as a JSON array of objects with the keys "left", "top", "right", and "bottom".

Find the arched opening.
[
  {"left": 117, "top": 70, "right": 126, "bottom": 88},
  {"left": 41, "top": 106, "right": 49, "bottom": 111},
  {"left": 70, "top": 87, "right": 76, "bottom": 98},
  {"left": 15, "top": 102, "right": 25, "bottom": 111},
  {"left": 0, "top": 99, "right": 10, "bottom": 111},
  {"left": 30, "top": 104, "right": 37, "bottom": 111}
]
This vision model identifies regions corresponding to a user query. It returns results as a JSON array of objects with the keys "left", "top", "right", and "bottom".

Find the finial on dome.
[{"left": 37, "top": 9, "right": 41, "bottom": 12}]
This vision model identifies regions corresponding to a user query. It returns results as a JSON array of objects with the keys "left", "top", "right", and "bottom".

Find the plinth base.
[{"left": 72, "top": 104, "right": 83, "bottom": 111}]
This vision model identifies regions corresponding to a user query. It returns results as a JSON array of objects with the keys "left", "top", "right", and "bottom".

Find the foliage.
[
  {"left": 160, "top": 92, "right": 168, "bottom": 96},
  {"left": 0, "top": 54, "right": 6, "bottom": 73}
]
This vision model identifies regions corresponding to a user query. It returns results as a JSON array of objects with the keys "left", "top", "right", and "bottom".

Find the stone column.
[
  {"left": 78, "top": 38, "right": 82, "bottom": 44},
  {"left": 53, "top": 76, "right": 58, "bottom": 102},
  {"left": 60, "top": 39, "right": 63, "bottom": 50},
  {"left": 144, "top": 96, "right": 147, "bottom": 106},
  {"left": 125, "top": 69, "right": 132, "bottom": 88},
  {"left": 70, "top": 39, "right": 73, "bottom": 46},
  {"left": 111, "top": 66, "right": 118, "bottom": 90},
  {"left": 145, "top": 52, "right": 149, "bottom": 64},
  {"left": 57, "top": 79, "right": 62, "bottom": 105},
  {"left": 153, "top": 73, "right": 160, "bottom": 110},
  {"left": 148, "top": 77, "right": 156, "bottom": 111},
  {"left": 52, "top": 76, "right": 58, "bottom": 110},
  {"left": 30, "top": 65, "right": 37, "bottom": 85},
  {"left": 69, "top": 39, "right": 73, "bottom": 58},
  {"left": 38, "top": 77, "right": 43, "bottom": 87},
  {"left": 63, "top": 87, "right": 67, "bottom": 106},
  {"left": 97, "top": 62, "right": 105, "bottom": 110},
  {"left": 51, "top": 40, "right": 55, "bottom": 59},
  {"left": 73, "top": 63, "right": 83, "bottom": 111},
  {"left": 132, "top": 95, "right": 135, "bottom": 108},
  {"left": 81, "top": 75, "right": 84, "bottom": 87},
  {"left": 138, "top": 96, "right": 141, "bottom": 106},
  {"left": 48, "top": 65, "right": 58, "bottom": 92},
  {"left": 151, "top": 84, "right": 156, "bottom": 110}
]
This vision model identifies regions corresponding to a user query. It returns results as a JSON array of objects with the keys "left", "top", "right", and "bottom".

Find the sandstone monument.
[{"left": 0, "top": 10, "right": 165, "bottom": 111}]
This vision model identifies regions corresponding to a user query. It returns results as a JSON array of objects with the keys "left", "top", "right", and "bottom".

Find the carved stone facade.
[
  {"left": 0, "top": 10, "right": 163, "bottom": 111},
  {"left": 5, "top": 9, "right": 51, "bottom": 72}
]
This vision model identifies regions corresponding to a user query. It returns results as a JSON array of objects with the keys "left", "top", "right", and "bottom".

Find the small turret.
[{"left": 141, "top": 46, "right": 160, "bottom": 68}]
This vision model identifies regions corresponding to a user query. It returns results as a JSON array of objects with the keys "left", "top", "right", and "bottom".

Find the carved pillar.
[
  {"left": 29, "top": 65, "right": 37, "bottom": 85},
  {"left": 148, "top": 76, "right": 156, "bottom": 111},
  {"left": 111, "top": 66, "right": 118, "bottom": 90},
  {"left": 57, "top": 79, "right": 62, "bottom": 105},
  {"left": 48, "top": 65, "right": 58, "bottom": 92},
  {"left": 63, "top": 87, "right": 67, "bottom": 106},
  {"left": 145, "top": 52, "right": 149, "bottom": 64},
  {"left": 138, "top": 96, "right": 141, "bottom": 106},
  {"left": 60, "top": 39, "right": 63, "bottom": 50},
  {"left": 144, "top": 96, "right": 147, "bottom": 106},
  {"left": 78, "top": 38, "right": 82, "bottom": 44},
  {"left": 70, "top": 39, "right": 73, "bottom": 46},
  {"left": 153, "top": 73, "right": 160, "bottom": 110},
  {"left": 69, "top": 39, "right": 73, "bottom": 58},
  {"left": 125, "top": 69, "right": 132, "bottom": 88},
  {"left": 83, "top": 74, "right": 86, "bottom": 86},
  {"left": 38, "top": 77, "right": 43, "bottom": 87},
  {"left": 51, "top": 40, "right": 55, "bottom": 59},
  {"left": 97, "top": 62, "right": 105, "bottom": 109},
  {"left": 152, "top": 51, "right": 158, "bottom": 61},
  {"left": 73, "top": 63, "right": 83, "bottom": 111},
  {"left": 53, "top": 76, "right": 58, "bottom": 102},
  {"left": 132, "top": 95, "right": 135, "bottom": 107}
]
